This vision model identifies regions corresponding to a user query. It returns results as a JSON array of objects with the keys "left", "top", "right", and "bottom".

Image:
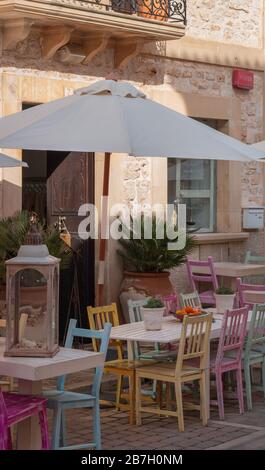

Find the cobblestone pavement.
[{"left": 44, "top": 372, "right": 265, "bottom": 450}]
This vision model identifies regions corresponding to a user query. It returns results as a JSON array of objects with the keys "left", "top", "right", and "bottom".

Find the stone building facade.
[{"left": 0, "top": 0, "right": 265, "bottom": 304}]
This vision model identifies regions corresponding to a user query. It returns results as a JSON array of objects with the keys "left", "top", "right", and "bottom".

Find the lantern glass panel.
[{"left": 12, "top": 268, "right": 48, "bottom": 353}]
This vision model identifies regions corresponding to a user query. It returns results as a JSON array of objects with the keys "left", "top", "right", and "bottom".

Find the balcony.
[{"left": 0, "top": 0, "right": 186, "bottom": 67}]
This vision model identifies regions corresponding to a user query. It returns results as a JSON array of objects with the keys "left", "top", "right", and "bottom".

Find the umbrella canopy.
[
  {"left": 0, "top": 152, "right": 27, "bottom": 168},
  {"left": 0, "top": 80, "right": 264, "bottom": 162},
  {"left": 252, "top": 140, "right": 265, "bottom": 154},
  {"left": 0, "top": 78, "right": 264, "bottom": 305}
]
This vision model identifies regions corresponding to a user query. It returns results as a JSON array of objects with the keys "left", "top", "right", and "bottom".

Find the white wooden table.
[
  {"left": 110, "top": 314, "right": 225, "bottom": 418},
  {"left": 192, "top": 261, "right": 265, "bottom": 289},
  {"left": 190, "top": 261, "right": 265, "bottom": 289},
  {"left": 0, "top": 338, "right": 104, "bottom": 450}
]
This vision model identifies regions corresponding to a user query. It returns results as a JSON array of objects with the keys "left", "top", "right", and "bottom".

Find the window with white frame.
[{"left": 168, "top": 118, "right": 218, "bottom": 233}]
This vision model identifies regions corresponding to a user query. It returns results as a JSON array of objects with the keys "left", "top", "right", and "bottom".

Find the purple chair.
[
  {"left": 236, "top": 277, "right": 265, "bottom": 308},
  {"left": 186, "top": 256, "right": 219, "bottom": 306},
  {"left": 210, "top": 307, "right": 248, "bottom": 420},
  {"left": 161, "top": 294, "right": 178, "bottom": 316},
  {"left": 0, "top": 390, "right": 50, "bottom": 450}
]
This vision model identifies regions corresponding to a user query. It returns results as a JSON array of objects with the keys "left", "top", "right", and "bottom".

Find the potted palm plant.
[
  {"left": 214, "top": 287, "right": 236, "bottom": 314},
  {"left": 117, "top": 214, "right": 196, "bottom": 320},
  {"left": 141, "top": 297, "right": 165, "bottom": 330}
]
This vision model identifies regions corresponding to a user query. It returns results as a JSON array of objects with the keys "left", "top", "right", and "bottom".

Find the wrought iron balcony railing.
[{"left": 52, "top": 0, "right": 187, "bottom": 24}]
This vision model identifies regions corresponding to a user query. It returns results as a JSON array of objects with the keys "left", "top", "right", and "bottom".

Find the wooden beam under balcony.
[
  {"left": 41, "top": 25, "right": 74, "bottom": 59},
  {"left": 115, "top": 40, "right": 141, "bottom": 69},
  {"left": 2, "top": 18, "right": 33, "bottom": 50},
  {"left": 82, "top": 36, "right": 109, "bottom": 65}
]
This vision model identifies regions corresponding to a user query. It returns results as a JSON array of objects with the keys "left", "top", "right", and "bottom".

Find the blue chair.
[{"left": 43, "top": 319, "right": 111, "bottom": 450}]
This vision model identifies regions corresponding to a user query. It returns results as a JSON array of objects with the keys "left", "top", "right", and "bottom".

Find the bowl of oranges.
[{"left": 175, "top": 306, "right": 203, "bottom": 321}]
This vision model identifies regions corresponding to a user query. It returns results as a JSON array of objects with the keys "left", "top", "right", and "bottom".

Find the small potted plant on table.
[
  {"left": 214, "top": 287, "right": 235, "bottom": 314},
  {"left": 141, "top": 297, "right": 165, "bottom": 330}
]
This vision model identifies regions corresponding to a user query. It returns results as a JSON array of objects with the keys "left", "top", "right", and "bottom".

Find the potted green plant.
[
  {"left": 141, "top": 297, "right": 165, "bottom": 330},
  {"left": 214, "top": 287, "right": 236, "bottom": 314},
  {"left": 117, "top": 214, "right": 196, "bottom": 321}
]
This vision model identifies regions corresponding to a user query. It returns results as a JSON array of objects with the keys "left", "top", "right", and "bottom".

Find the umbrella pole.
[{"left": 96, "top": 152, "right": 111, "bottom": 306}]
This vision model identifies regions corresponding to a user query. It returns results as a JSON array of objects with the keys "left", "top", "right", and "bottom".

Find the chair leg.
[
  {"left": 60, "top": 410, "right": 66, "bottom": 447},
  {"left": 175, "top": 381, "right": 184, "bottom": 432},
  {"left": 157, "top": 381, "right": 163, "bottom": 409},
  {"left": 51, "top": 407, "right": 62, "bottom": 450},
  {"left": 152, "top": 380, "right": 157, "bottom": 400},
  {"left": 236, "top": 367, "right": 244, "bottom": 415},
  {"left": 244, "top": 361, "right": 252, "bottom": 411},
  {"left": 166, "top": 383, "right": 171, "bottom": 411},
  {"left": 7, "top": 427, "right": 12, "bottom": 450},
  {"left": 215, "top": 371, "right": 225, "bottom": 420},
  {"left": 92, "top": 401, "right": 101, "bottom": 450},
  {"left": 200, "top": 372, "right": 208, "bottom": 426},
  {"left": 116, "top": 375, "right": 123, "bottom": 411},
  {"left": 262, "top": 360, "right": 265, "bottom": 401},
  {"left": 129, "top": 373, "right": 135, "bottom": 425},
  {"left": 39, "top": 405, "right": 50, "bottom": 450},
  {"left": 135, "top": 374, "right": 142, "bottom": 426}
]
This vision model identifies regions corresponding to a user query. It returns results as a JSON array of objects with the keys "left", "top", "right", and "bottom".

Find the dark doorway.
[{"left": 22, "top": 103, "right": 95, "bottom": 339}]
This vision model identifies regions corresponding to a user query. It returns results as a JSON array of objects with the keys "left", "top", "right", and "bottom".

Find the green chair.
[
  {"left": 245, "top": 251, "right": 265, "bottom": 264},
  {"left": 179, "top": 291, "right": 202, "bottom": 309},
  {"left": 243, "top": 303, "right": 265, "bottom": 410}
]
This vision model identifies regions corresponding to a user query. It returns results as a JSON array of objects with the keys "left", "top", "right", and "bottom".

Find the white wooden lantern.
[{"left": 4, "top": 221, "right": 60, "bottom": 357}]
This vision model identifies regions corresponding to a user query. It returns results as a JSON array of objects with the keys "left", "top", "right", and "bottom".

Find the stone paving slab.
[
  {"left": 47, "top": 407, "right": 262, "bottom": 450},
  {"left": 44, "top": 371, "right": 265, "bottom": 450}
]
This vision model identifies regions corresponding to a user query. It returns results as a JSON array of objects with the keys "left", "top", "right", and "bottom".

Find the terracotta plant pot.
[
  {"left": 141, "top": 306, "right": 165, "bottom": 330},
  {"left": 137, "top": 0, "right": 168, "bottom": 21},
  {"left": 119, "top": 271, "right": 172, "bottom": 322},
  {"left": 214, "top": 293, "right": 236, "bottom": 314}
]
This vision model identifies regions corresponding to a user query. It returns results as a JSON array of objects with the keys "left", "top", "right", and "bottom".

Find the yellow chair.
[
  {"left": 135, "top": 312, "right": 213, "bottom": 432},
  {"left": 87, "top": 303, "right": 154, "bottom": 424},
  {"left": 0, "top": 313, "right": 28, "bottom": 391}
]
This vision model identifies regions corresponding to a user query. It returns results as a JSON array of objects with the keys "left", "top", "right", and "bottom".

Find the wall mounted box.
[
  {"left": 242, "top": 207, "right": 264, "bottom": 229},
  {"left": 232, "top": 69, "right": 254, "bottom": 90}
]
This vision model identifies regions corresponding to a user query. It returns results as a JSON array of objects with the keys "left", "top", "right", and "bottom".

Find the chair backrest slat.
[
  {"left": 128, "top": 298, "right": 151, "bottom": 359},
  {"left": 245, "top": 251, "right": 265, "bottom": 264},
  {"left": 160, "top": 294, "right": 178, "bottom": 315},
  {"left": 216, "top": 307, "right": 248, "bottom": 364},
  {"left": 180, "top": 291, "right": 202, "bottom": 309},
  {"left": 87, "top": 303, "right": 119, "bottom": 352},
  {"left": 186, "top": 256, "right": 218, "bottom": 294},
  {"left": 0, "top": 389, "right": 8, "bottom": 450},
  {"left": 245, "top": 303, "right": 265, "bottom": 354},
  {"left": 58, "top": 319, "right": 111, "bottom": 393},
  {"left": 236, "top": 278, "right": 265, "bottom": 307},
  {"left": 175, "top": 313, "right": 212, "bottom": 376}
]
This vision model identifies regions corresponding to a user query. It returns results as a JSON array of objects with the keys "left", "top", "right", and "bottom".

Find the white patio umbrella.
[
  {"left": 252, "top": 140, "right": 265, "bottom": 155},
  {"left": 0, "top": 79, "right": 264, "bottom": 303},
  {"left": 0, "top": 152, "right": 27, "bottom": 168}
]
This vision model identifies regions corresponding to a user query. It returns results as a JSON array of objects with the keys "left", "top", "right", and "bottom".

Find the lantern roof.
[{"left": 5, "top": 244, "right": 60, "bottom": 266}]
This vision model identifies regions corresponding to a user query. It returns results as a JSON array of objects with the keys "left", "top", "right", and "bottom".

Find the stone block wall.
[{"left": 187, "top": 0, "right": 263, "bottom": 48}]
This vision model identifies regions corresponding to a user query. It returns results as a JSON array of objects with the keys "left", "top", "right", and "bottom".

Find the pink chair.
[
  {"left": 0, "top": 390, "right": 50, "bottom": 450},
  {"left": 236, "top": 277, "right": 265, "bottom": 308},
  {"left": 161, "top": 294, "right": 178, "bottom": 316},
  {"left": 186, "top": 256, "right": 218, "bottom": 306},
  {"left": 210, "top": 307, "right": 248, "bottom": 420}
]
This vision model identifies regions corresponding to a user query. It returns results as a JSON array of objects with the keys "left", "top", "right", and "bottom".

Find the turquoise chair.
[
  {"left": 245, "top": 251, "right": 265, "bottom": 264},
  {"left": 44, "top": 319, "right": 111, "bottom": 450},
  {"left": 243, "top": 304, "right": 265, "bottom": 410}
]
